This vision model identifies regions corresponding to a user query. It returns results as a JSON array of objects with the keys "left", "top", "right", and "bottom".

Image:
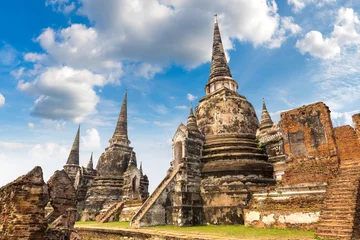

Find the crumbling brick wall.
[
  {"left": 280, "top": 102, "right": 339, "bottom": 184},
  {"left": 0, "top": 166, "right": 48, "bottom": 240},
  {"left": 334, "top": 125, "right": 360, "bottom": 162}
]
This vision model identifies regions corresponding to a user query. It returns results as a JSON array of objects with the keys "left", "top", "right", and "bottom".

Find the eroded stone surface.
[{"left": 0, "top": 166, "right": 48, "bottom": 240}]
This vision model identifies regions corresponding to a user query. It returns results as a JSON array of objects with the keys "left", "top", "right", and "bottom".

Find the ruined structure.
[
  {"left": 0, "top": 166, "right": 82, "bottom": 240},
  {"left": 131, "top": 14, "right": 275, "bottom": 227},
  {"left": 0, "top": 166, "right": 48, "bottom": 240},
  {"left": 64, "top": 126, "right": 81, "bottom": 183},
  {"left": 131, "top": 15, "right": 360, "bottom": 240},
  {"left": 74, "top": 153, "right": 97, "bottom": 212},
  {"left": 82, "top": 92, "right": 149, "bottom": 220}
]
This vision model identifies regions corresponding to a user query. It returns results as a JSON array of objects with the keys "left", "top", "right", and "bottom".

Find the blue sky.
[{"left": 0, "top": 0, "right": 360, "bottom": 191}]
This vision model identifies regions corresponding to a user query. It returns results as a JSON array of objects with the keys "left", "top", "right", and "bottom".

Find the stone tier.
[
  {"left": 82, "top": 176, "right": 124, "bottom": 221},
  {"left": 200, "top": 134, "right": 275, "bottom": 225}
]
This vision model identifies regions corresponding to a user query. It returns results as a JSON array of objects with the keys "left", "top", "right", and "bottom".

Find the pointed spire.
[
  {"left": 139, "top": 161, "right": 143, "bottom": 176},
  {"left": 187, "top": 103, "right": 200, "bottom": 133},
  {"left": 208, "top": 14, "right": 233, "bottom": 83},
  {"left": 66, "top": 125, "right": 80, "bottom": 165},
  {"left": 87, "top": 152, "right": 94, "bottom": 169},
  {"left": 189, "top": 102, "right": 194, "bottom": 116},
  {"left": 260, "top": 98, "right": 274, "bottom": 131},
  {"left": 110, "top": 90, "right": 130, "bottom": 145}
]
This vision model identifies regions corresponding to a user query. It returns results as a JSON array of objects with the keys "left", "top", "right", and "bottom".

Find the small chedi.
[
  {"left": 62, "top": 92, "right": 149, "bottom": 221},
  {"left": 130, "top": 15, "right": 360, "bottom": 240}
]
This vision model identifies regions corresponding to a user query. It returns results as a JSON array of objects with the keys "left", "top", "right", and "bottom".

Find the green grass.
[
  {"left": 75, "top": 221, "right": 130, "bottom": 228},
  {"left": 75, "top": 221, "right": 315, "bottom": 239}
]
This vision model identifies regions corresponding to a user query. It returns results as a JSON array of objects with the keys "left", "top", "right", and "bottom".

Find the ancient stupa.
[
  {"left": 131, "top": 14, "right": 275, "bottom": 227},
  {"left": 82, "top": 92, "right": 149, "bottom": 220}
]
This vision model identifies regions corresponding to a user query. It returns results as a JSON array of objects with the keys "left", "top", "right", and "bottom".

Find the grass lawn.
[{"left": 75, "top": 221, "right": 315, "bottom": 239}]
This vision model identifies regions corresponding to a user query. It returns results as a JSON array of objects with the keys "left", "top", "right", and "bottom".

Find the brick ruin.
[
  {"left": 130, "top": 15, "right": 360, "bottom": 240},
  {"left": 62, "top": 92, "right": 150, "bottom": 221},
  {"left": 0, "top": 166, "right": 81, "bottom": 239}
]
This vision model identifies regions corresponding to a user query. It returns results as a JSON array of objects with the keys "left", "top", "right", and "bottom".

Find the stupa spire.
[
  {"left": 66, "top": 125, "right": 80, "bottom": 165},
  {"left": 110, "top": 90, "right": 130, "bottom": 145},
  {"left": 260, "top": 98, "right": 274, "bottom": 131},
  {"left": 187, "top": 103, "right": 200, "bottom": 133},
  {"left": 205, "top": 14, "right": 238, "bottom": 95},
  {"left": 208, "top": 14, "right": 233, "bottom": 83},
  {"left": 87, "top": 152, "right": 94, "bottom": 169}
]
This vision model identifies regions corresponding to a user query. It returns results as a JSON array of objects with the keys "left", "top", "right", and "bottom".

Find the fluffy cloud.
[
  {"left": 175, "top": 105, "right": 187, "bottom": 110},
  {"left": 296, "top": 8, "right": 360, "bottom": 59},
  {"left": 0, "top": 43, "right": 18, "bottom": 66},
  {"left": 0, "top": 93, "right": 5, "bottom": 107},
  {"left": 17, "top": 66, "right": 106, "bottom": 122},
  {"left": 11, "top": 67, "right": 25, "bottom": 79},
  {"left": 19, "top": 0, "right": 300, "bottom": 122},
  {"left": 288, "top": 0, "right": 335, "bottom": 13},
  {"left": 296, "top": 31, "right": 340, "bottom": 59},
  {"left": 31, "top": 0, "right": 300, "bottom": 71},
  {"left": 153, "top": 121, "right": 172, "bottom": 127},
  {"left": 151, "top": 104, "right": 168, "bottom": 115},
  {"left": 133, "top": 117, "right": 149, "bottom": 124},
  {"left": 331, "top": 110, "right": 360, "bottom": 127},
  {"left": 24, "top": 53, "right": 47, "bottom": 63},
  {"left": 81, "top": 128, "right": 101, "bottom": 151},
  {"left": 187, "top": 93, "right": 197, "bottom": 101},
  {"left": 45, "top": 0, "right": 76, "bottom": 14}
]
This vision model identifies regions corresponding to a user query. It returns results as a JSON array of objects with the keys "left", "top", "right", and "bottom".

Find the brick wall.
[{"left": 280, "top": 102, "right": 338, "bottom": 184}]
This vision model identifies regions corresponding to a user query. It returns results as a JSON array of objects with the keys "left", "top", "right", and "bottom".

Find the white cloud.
[
  {"left": 153, "top": 121, "right": 172, "bottom": 127},
  {"left": 187, "top": 93, "right": 197, "bottom": 101},
  {"left": 28, "top": 122, "right": 35, "bottom": 129},
  {"left": 296, "top": 8, "right": 360, "bottom": 59},
  {"left": 133, "top": 117, "right": 149, "bottom": 124},
  {"left": 175, "top": 105, "right": 187, "bottom": 110},
  {"left": 0, "top": 94, "right": 5, "bottom": 107},
  {"left": 331, "top": 110, "right": 360, "bottom": 127},
  {"left": 296, "top": 31, "right": 340, "bottom": 59},
  {"left": 288, "top": 0, "right": 336, "bottom": 13},
  {"left": 313, "top": 47, "right": 360, "bottom": 110},
  {"left": 0, "top": 43, "right": 18, "bottom": 66},
  {"left": 11, "top": 67, "right": 25, "bottom": 79},
  {"left": 81, "top": 128, "right": 101, "bottom": 151},
  {"left": 17, "top": 66, "right": 106, "bottom": 123},
  {"left": 28, "top": 0, "right": 300, "bottom": 75},
  {"left": 151, "top": 104, "right": 168, "bottom": 115},
  {"left": 45, "top": 0, "right": 76, "bottom": 14},
  {"left": 24, "top": 53, "right": 47, "bottom": 63},
  {"left": 41, "top": 119, "right": 67, "bottom": 130},
  {"left": 134, "top": 63, "right": 163, "bottom": 79}
]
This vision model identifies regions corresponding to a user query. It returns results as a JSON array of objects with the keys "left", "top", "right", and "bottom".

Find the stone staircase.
[
  {"left": 131, "top": 163, "right": 183, "bottom": 228},
  {"left": 97, "top": 201, "right": 124, "bottom": 223},
  {"left": 316, "top": 159, "right": 360, "bottom": 239}
]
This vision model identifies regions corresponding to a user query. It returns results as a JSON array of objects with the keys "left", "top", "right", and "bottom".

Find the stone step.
[
  {"left": 317, "top": 227, "right": 353, "bottom": 234},
  {"left": 316, "top": 232, "right": 352, "bottom": 239},
  {"left": 317, "top": 222, "right": 353, "bottom": 228},
  {"left": 131, "top": 164, "right": 183, "bottom": 227},
  {"left": 202, "top": 146, "right": 263, "bottom": 155},
  {"left": 319, "top": 219, "right": 353, "bottom": 225},
  {"left": 204, "top": 141, "right": 258, "bottom": 149},
  {"left": 201, "top": 152, "right": 267, "bottom": 161}
]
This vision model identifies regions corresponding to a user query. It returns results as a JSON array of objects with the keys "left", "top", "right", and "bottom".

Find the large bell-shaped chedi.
[{"left": 196, "top": 15, "right": 275, "bottom": 224}]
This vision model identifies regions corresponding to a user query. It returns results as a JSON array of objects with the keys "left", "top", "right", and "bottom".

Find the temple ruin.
[
  {"left": 130, "top": 15, "right": 360, "bottom": 240},
  {"left": 1, "top": 14, "right": 360, "bottom": 240}
]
